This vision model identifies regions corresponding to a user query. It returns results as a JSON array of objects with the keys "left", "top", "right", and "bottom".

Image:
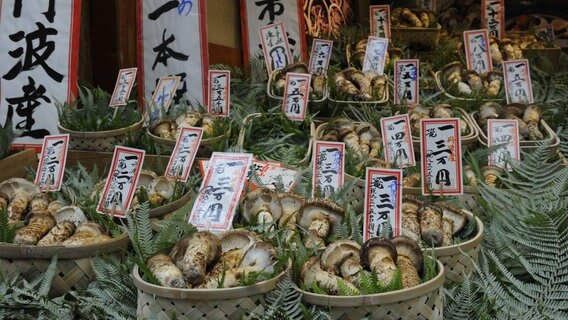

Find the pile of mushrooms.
[
  {"left": 147, "top": 230, "right": 278, "bottom": 289},
  {"left": 391, "top": 8, "right": 437, "bottom": 28},
  {"left": 438, "top": 0, "right": 480, "bottom": 32},
  {"left": 464, "top": 165, "right": 503, "bottom": 188},
  {"left": 320, "top": 118, "right": 382, "bottom": 160},
  {"left": 299, "top": 236, "right": 425, "bottom": 295},
  {"left": 442, "top": 62, "right": 503, "bottom": 98},
  {"left": 333, "top": 67, "right": 387, "bottom": 101},
  {"left": 477, "top": 102, "right": 545, "bottom": 141},
  {"left": 151, "top": 111, "right": 217, "bottom": 140},
  {"left": 488, "top": 37, "right": 523, "bottom": 66},
  {"left": 272, "top": 62, "right": 326, "bottom": 100},
  {"left": 408, "top": 104, "right": 469, "bottom": 136},
  {"left": 401, "top": 197, "right": 469, "bottom": 247}
]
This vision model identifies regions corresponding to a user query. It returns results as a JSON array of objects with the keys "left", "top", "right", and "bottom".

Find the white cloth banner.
[
  {"left": 0, "top": 0, "right": 80, "bottom": 148},
  {"left": 240, "top": 0, "right": 307, "bottom": 65},
  {"left": 138, "top": 0, "right": 209, "bottom": 108}
]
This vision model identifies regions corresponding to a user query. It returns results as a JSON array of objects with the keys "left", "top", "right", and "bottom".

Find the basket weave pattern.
[
  {"left": 58, "top": 118, "right": 144, "bottom": 152},
  {"left": 437, "top": 242, "right": 481, "bottom": 284}
]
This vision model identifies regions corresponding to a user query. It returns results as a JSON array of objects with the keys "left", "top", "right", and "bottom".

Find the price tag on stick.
[
  {"left": 503, "top": 59, "right": 534, "bottom": 104},
  {"left": 110, "top": 68, "right": 137, "bottom": 107},
  {"left": 312, "top": 141, "right": 345, "bottom": 198},
  {"left": 381, "top": 114, "right": 415, "bottom": 167},
  {"left": 149, "top": 76, "right": 181, "bottom": 122},
  {"left": 463, "top": 29, "right": 493, "bottom": 74},
  {"left": 282, "top": 72, "right": 311, "bottom": 121},
  {"left": 259, "top": 22, "right": 293, "bottom": 75},
  {"left": 35, "top": 134, "right": 70, "bottom": 192},
  {"left": 363, "top": 168, "right": 402, "bottom": 241},
  {"left": 482, "top": 0, "right": 505, "bottom": 39},
  {"left": 487, "top": 119, "right": 520, "bottom": 170},
  {"left": 362, "top": 36, "right": 389, "bottom": 75},
  {"left": 308, "top": 39, "right": 333, "bottom": 75},
  {"left": 370, "top": 5, "right": 391, "bottom": 38},
  {"left": 165, "top": 127, "right": 203, "bottom": 181},
  {"left": 208, "top": 70, "right": 231, "bottom": 117},
  {"left": 394, "top": 59, "right": 420, "bottom": 105}
]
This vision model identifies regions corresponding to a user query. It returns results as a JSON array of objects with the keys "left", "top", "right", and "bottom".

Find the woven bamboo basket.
[
  {"left": 391, "top": 24, "right": 442, "bottom": 49},
  {"left": 294, "top": 260, "right": 444, "bottom": 320},
  {"left": 57, "top": 117, "right": 145, "bottom": 152},
  {"left": 237, "top": 113, "right": 315, "bottom": 167},
  {"left": 147, "top": 126, "right": 231, "bottom": 157},
  {"left": 0, "top": 231, "right": 129, "bottom": 297},
  {"left": 148, "top": 189, "right": 193, "bottom": 219},
  {"left": 266, "top": 70, "right": 328, "bottom": 109},
  {"left": 0, "top": 149, "right": 38, "bottom": 182},
  {"left": 328, "top": 76, "right": 389, "bottom": 109},
  {"left": 434, "top": 64, "right": 506, "bottom": 102},
  {"left": 133, "top": 265, "right": 287, "bottom": 320}
]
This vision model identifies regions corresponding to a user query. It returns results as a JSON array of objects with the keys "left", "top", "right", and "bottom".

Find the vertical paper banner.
[
  {"left": 110, "top": 68, "right": 138, "bottom": 107},
  {"left": 259, "top": 22, "right": 293, "bottom": 74},
  {"left": 362, "top": 36, "right": 388, "bottom": 74},
  {"left": 380, "top": 114, "right": 415, "bottom": 167},
  {"left": 0, "top": 0, "right": 81, "bottom": 149},
  {"left": 138, "top": 0, "right": 209, "bottom": 109},
  {"left": 308, "top": 39, "right": 333, "bottom": 75},
  {"left": 464, "top": 29, "right": 492, "bottom": 74},
  {"left": 312, "top": 141, "right": 345, "bottom": 199},
  {"left": 394, "top": 59, "right": 419, "bottom": 105},
  {"left": 487, "top": 119, "right": 520, "bottom": 170},
  {"left": 282, "top": 72, "right": 311, "bottom": 121},
  {"left": 369, "top": 5, "right": 390, "bottom": 38},
  {"left": 503, "top": 59, "right": 534, "bottom": 104},
  {"left": 363, "top": 168, "right": 402, "bottom": 241},
  {"left": 208, "top": 70, "right": 230, "bottom": 117},
  {"left": 482, "top": 0, "right": 505, "bottom": 39},
  {"left": 35, "top": 134, "right": 70, "bottom": 192},
  {"left": 241, "top": 0, "right": 307, "bottom": 66}
]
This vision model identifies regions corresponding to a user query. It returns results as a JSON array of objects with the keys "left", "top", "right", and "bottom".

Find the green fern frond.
[
  {"left": 253, "top": 277, "right": 303, "bottom": 320},
  {"left": 337, "top": 278, "right": 360, "bottom": 296}
]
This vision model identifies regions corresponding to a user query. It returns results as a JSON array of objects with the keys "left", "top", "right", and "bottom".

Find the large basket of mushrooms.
[
  {"left": 267, "top": 62, "right": 328, "bottom": 109},
  {"left": 435, "top": 61, "right": 505, "bottom": 101},
  {"left": 390, "top": 8, "right": 442, "bottom": 48},
  {"left": 329, "top": 67, "right": 389, "bottom": 107},
  {"left": 0, "top": 178, "right": 128, "bottom": 297}
]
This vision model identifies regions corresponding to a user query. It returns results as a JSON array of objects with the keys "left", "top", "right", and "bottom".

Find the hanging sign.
[
  {"left": 503, "top": 59, "right": 534, "bottom": 104},
  {"left": 394, "top": 59, "right": 419, "bottom": 105},
  {"left": 207, "top": 70, "right": 230, "bottom": 117},
  {"left": 380, "top": 114, "right": 415, "bottom": 167},
  {"left": 363, "top": 168, "right": 402, "bottom": 241},
  {"left": 308, "top": 39, "right": 333, "bottom": 75},
  {"left": 259, "top": 22, "right": 293, "bottom": 74},
  {"left": 240, "top": 0, "right": 307, "bottom": 67},
  {"left": 487, "top": 119, "right": 520, "bottom": 170},
  {"left": 482, "top": 0, "right": 505, "bottom": 39},
  {"left": 35, "top": 134, "right": 70, "bottom": 192},
  {"left": 96, "top": 147, "right": 146, "bottom": 217},
  {"left": 165, "top": 127, "right": 203, "bottom": 181},
  {"left": 312, "top": 141, "right": 345, "bottom": 198},
  {"left": 110, "top": 68, "right": 137, "bottom": 107},
  {"left": 137, "top": 0, "right": 208, "bottom": 108},
  {"left": 282, "top": 72, "right": 311, "bottom": 121},
  {"left": 416, "top": 0, "right": 436, "bottom": 11},
  {"left": 149, "top": 76, "right": 180, "bottom": 122},
  {"left": 0, "top": 0, "right": 81, "bottom": 149},
  {"left": 189, "top": 152, "right": 253, "bottom": 233},
  {"left": 420, "top": 118, "right": 463, "bottom": 195},
  {"left": 369, "top": 5, "right": 390, "bottom": 38},
  {"left": 362, "top": 36, "right": 388, "bottom": 75},
  {"left": 463, "top": 29, "right": 492, "bottom": 74}
]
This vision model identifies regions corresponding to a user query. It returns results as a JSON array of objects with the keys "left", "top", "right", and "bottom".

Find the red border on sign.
[
  {"left": 311, "top": 141, "right": 345, "bottom": 198},
  {"left": 282, "top": 72, "right": 311, "bottom": 121},
  {"left": 393, "top": 59, "right": 420, "bottom": 105},
  {"left": 207, "top": 70, "right": 231, "bottom": 117},
  {"left": 420, "top": 118, "right": 463, "bottom": 195},
  {"left": 487, "top": 119, "right": 520, "bottom": 168},
  {"left": 165, "top": 126, "right": 203, "bottom": 182},
  {"left": 259, "top": 22, "right": 293, "bottom": 74},
  {"left": 34, "top": 134, "right": 70, "bottom": 191},
  {"left": 380, "top": 114, "right": 416, "bottom": 167},
  {"left": 481, "top": 0, "right": 505, "bottom": 39},
  {"left": 363, "top": 167, "right": 402, "bottom": 241},
  {"left": 502, "top": 59, "right": 534, "bottom": 104},
  {"left": 308, "top": 39, "right": 333, "bottom": 74},
  {"left": 96, "top": 146, "right": 146, "bottom": 218},
  {"left": 151, "top": 76, "right": 181, "bottom": 114},
  {"left": 110, "top": 68, "right": 138, "bottom": 107},
  {"left": 463, "top": 29, "right": 493, "bottom": 73},
  {"left": 369, "top": 5, "right": 390, "bottom": 38}
]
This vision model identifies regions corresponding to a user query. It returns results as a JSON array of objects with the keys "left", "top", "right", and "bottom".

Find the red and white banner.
[
  {"left": 482, "top": 0, "right": 505, "bottom": 39},
  {"left": 0, "top": 0, "right": 81, "bottom": 149},
  {"left": 240, "top": 0, "right": 307, "bottom": 66},
  {"left": 137, "top": 0, "right": 209, "bottom": 108}
]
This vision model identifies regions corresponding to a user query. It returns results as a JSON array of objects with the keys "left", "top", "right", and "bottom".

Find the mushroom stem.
[
  {"left": 256, "top": 210, "right": 274, "bottom": 226},
  {"left": 340, "top": 258, "right": 365, "bottom": 286},
  {"left": 147, "top": 254, "right": 186, "bottom": 288},
  {"left": 181, "top": 241, "right": 214, "bottom": 286},
  {"left": 301, "top": 257, "right": 360, "bottom": 295},
  {"left": 308, "top": 217, "right": 330, "bottom": 239},
  {"left": 397, "top": 255, "right": 420, "bottom": 288},
  {"left": 370, "top": 255, "right": 398, "bottom": 286}
]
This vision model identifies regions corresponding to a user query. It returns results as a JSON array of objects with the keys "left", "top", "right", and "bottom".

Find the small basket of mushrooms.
[
  {"left": 435, "top": 61, "right": 505, "bottom": 101},
  {"left": 329, "top": 67, "right": 389, "bottom": 106},
  {"left": 267, "top": 62, "right": 328, "bottom": 108},
  {"left": 346, "top": 38, "right": 403, "bottom": 72},
  {"left": 390, "top": 7, "right": 442, "bottom": 49}
]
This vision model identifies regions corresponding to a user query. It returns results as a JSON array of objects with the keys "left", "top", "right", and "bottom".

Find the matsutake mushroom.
[
  {"left": 436, "top": 202, "right": 467, "bottom": 236},
  {"left": 418, "top": 204, "right": 444, "bottom": 247},
  {"left": 37, "top": 221, "right": 76, "bottom": 246},
  {"left": 61, "top": 221, "right": 111, "bottom": 246},
  {"left": 0, "top": 192, "right": 8, "bottom": 211},
  {"left": 360, "top": 238, "right": 398, "bottom": 286},
  {"left": 356, "top": 122, "right": 382, "bottom": 159},
  {"left": 523, "top": 105, "right": 544, "bottom": 140},
  {"left": 391, "top": 236, "right": 423, "bottom": 288},
  {"left": 277, "top": 192, "right": 305, "bottom": 243},
  {"left": 401, "top": 197, "right": 422, "bottom": 241},
  {"left": 481, "top": 166, "right": 503, "bottom": 187},
  {"left": 297, "top": 198, "right": 345, "bottom": 248},
  {"left": 321, "top": 239, "right": 364, "bottom": 286},
  {"left": 14, "top": 210, "right": 56, "bottom": 245},
  {"left": 300, "top": 256, "right": 360, "bottom": 295},
  {"left": 29, "top": 193, "right": 51, "bottom": 212},
  {"left": 169, "top": 231, "right": 222, "bottom": 287},
  {"left": 147, "top": 177, "right": 175, "bottom": 206},
  {"left": 147, "top": 253, "right": 186, "bottom": 288},
  {"left": 54, "top": 206, "right": 87, "bottom": 227},
  {"left": 241, "top": 188, "right": 283, "bottom": 229}
]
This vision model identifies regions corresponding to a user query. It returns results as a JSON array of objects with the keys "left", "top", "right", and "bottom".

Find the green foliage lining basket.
[{"left": 146, "top": 126, "right": 231, "bottom": 157}]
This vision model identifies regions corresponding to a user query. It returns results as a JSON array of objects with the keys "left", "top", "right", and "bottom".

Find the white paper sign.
[
  {"left": 149, "top": 76, "right": 180, "bottom": 122},
  {"left": 417, "top": 0, "right": 436, "bottom": 11},
  {"left": 110, "top": 68, "right": 137, "bottom": 107},
  {"left": 97, "top": 146, "right": 146, "bottom": 217},
  {"left": 241, "top": 0, "right": 307, "bottom": 66},
  {"left": 482, "top": 0, "right": 505, "bottom": 39},
  {"left": 420, "top": 119, "right": 463, "bottom": 195},
  {"left": 308, "top": 39, "right": 333, "bottom": 75},
  {"left": 0, "top": 0, "right": 80, "bottom": 149},
  {"left": 259, "top": 22, "right": 293, "bottom": 74},
  {"left": 282, "top": 72, "right": 310, "bottom": 121},
  {"left": 362, "top": 36, "right": 389, "bottom": 75},
  {"left": 312, "top": 141, "right": 345, "bottom": 198},
  {"left": 488, "top": 119, "right": 520, "bottom": 170},
  {"left": 208, "top": 70, "right": 230, "bottom": 117},
  {"left": 503, "top": 59, "right": 534, "bottom": 104},
  {"left": 189, "top": 152, "right": 253, "bottom": 233},
  {"left": 464, "top": 29, "right": 493, "bottom": 74},
  {"left": 139, "top": 0, "right": 208, "bottom": 108},
  {"left": 394, "top": 59, "right": 420, "bottom": 105},
  {"left": 381, "top": 114, "right": 415, "bottom": 167},
  {"left": 370, "top": 5, "right": 390, "bottom": 38},
  {"left": 35, "top": 134, "right": 69, "bottom": 192},
  {"left": 363, "top": 168, "right": 402, "bottom": 241},
  {"left": 165, "top": 127, "right": 203, "bottom": 181},
  {"left": 258, "top": 164, "right": 297, "bottom": 192}
]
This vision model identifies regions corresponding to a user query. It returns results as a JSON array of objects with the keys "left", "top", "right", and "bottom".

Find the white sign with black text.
[
  {"left": 487, "top": 119, "right": 520, "bottom": 170},
  {"left": 503, "top": 59, "right": 534, "bottom": 104},
  {"left": 110, "top": 68, "right": 137, "bottom": 107},
  {"left": 381, "top": 114, "right": 415, "bottom": 167},
  {"left": 362, "top": 36, "right": 389, "bottom": 75},
  {"left": 312, "top": 141, "right": 345, "bottom": 199},
  {"left": 282, "top": 72, "right": 311, "bottom": 121},
  {"left": 165, "top": 127, "right": 203, "bottom": 181},
  {"left": 35, "top": 134, "right": 70, "bottom": 192},
  {"left": 208, "top": 70, "right": 230, "bottom": 117},
  {"left": 364, "top": 168, "right": 402, "bottom": 241}
]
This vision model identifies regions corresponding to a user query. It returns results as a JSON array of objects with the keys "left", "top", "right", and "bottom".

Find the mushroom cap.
[
  {"left": 75, "top": 221, "right": 106, "bottom": 237},
  {"left": 481, "top": 165, "right": 503, "bottom": 178},
  {"left": 479, "top": 102, "right": 500, "bottom": 120},
  {"left": 277, "top": 192, "right": 304, "bottom": 227},
  {"left": 24, "top": 209, "right": 56, "bottom": 225},
  {"left": 239, "top": 241, "right": 277, "bottom": 274},
  {"left": 151, "top": 118, "right": 176, "bottom": 134},
  {"left": 436, "top": 202, "right": 468, "bottom": 235},
  {"left": 500, "top": 104, "right": 525, "bottom": 118},
  {"left": 485, "top": 71, "right": 502, "bottom": 82},
  {"left": 54, "top": 205, "right": 88, "bottom": 227},
  {"left": 321, "top": 239, "right": 361, "bottom": 275},
  {"left": 355, "top": 122, "right": 380, "bottom": 140},
  {"left": 402, "top": 196, "right": 423, "bottom": 213},
  {"left": 138, "top": 169, "right": 158, "bottom": 189},
  {"left": 360, "top": 238, "right": 398, "bottom": 271},
  {"left": 279, "top": 62, "right": 308, "bottom": 77},
  {"left": 219, "top": 229, "right": 258, "bottom": 254},
  {"left": 297, "top": 198, "right": 345, "bottom": 236},
  {"left": 30, "top": 192, "right": 51, "bottom": 205},
  {"left": 0, "top": 178, "right": 40, "bottom": 200},
  {"left": 299, "top": 256, "right": 324, "bottom": 284},
  {"left": 241, "top": 188, "right": 283, "bottom": 223},
  {"left": 148, "top": 176, "right": 175, "bottom": 199},
  {"left": 391, "top": 236, "right": 424, "bottom": 274},
  {"left": 442, "top": 61, "right": 462, "bottom": 77}
]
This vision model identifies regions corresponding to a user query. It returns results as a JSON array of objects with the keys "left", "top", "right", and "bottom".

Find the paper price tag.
[
  {"left": 312, "top": 141, "right": 345, "bottom": 198},
  {"left": 149, "top": 76, "right": 181, "bottom": 122},
  {"left": 487, "top": 119, "right": 520, "bottom": 170},
  {"left": 96, "top": 147, "right": 146, "bottom": 217},
  {"left": 363, "top": 168, "right": 402, "bottom": 241},
  {"left": 282, "top": 72, "right": 311, "bottom": 121},
  {"left": 208, "top": 70, "right": 231, "bottom": 117},
  {"left": 503, "top": 59, "right": 534, "bottom": 104},
  {"left": 189, "top": 152, "right": 253, "bottom": 233},
  {"left": 362, "top": 36, "right": 389, "bottom": 75},
  {"left": 308, "top": 39, "right": 333, "bottom": 75},
  {"left": 110, "top": 68, "right": 137, "bottom": 107},
  {"left": 420, "top": 119, "right": 463, "bottom": 195},
  {"left": 370, "top": 5, "right": 390, "bottom": 38},
  {"left": 35, "top": 134, "right": 69, "bottom": 192},
  {"left": 257, "top": 164, "right": 297, "bottom": 192},
  {"left": 464, "top": 29, "right": 493, "bottom": 74},
  {"left": 259, "top": 22, "right": 293, "bottom": 75},
  {"left": 381, "top": 114, "right": 415, "bottom": 167},
  {"left": 394, "top": 59, "right": 420, "bottom": 105},
  {"left": 165, "top": 127, "right": 203, "bottom": 181},
  {"left": 482, "top": 0, "right": 505, "bottom": 39},
  {"left": 417, "top": 0, "right": 436, "bottom": 11}
]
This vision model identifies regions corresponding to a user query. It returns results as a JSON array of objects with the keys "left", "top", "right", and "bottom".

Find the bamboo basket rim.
[
  {"left": 147, "top": 122, "right": 231, "bottom": 147},
  {"left": 266, "top": 70, "right": 328, "bottom": 103},
  {"left": 132, "top": 264, "right": 286, "bottom": 300},
  {"left": 391, "top": 23, "right": 442, "bottom": 32},
  {"left": 0, "top": 230, "right": 129, "bottom": 259},
  {"left": 434, "top": 70, "right": 505, "bottom": 102},
  {"left": 57, "top": 116, "right": 145, "bottom": 139},
  {"left": 433, "top": 210, "right": 484, "bottom": 256},
  {"left": 294, "top": 260, "right": 444, "bottom": 306},
  {"left": 148, "top": 189, "right": 193, "bottom": 218}
]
